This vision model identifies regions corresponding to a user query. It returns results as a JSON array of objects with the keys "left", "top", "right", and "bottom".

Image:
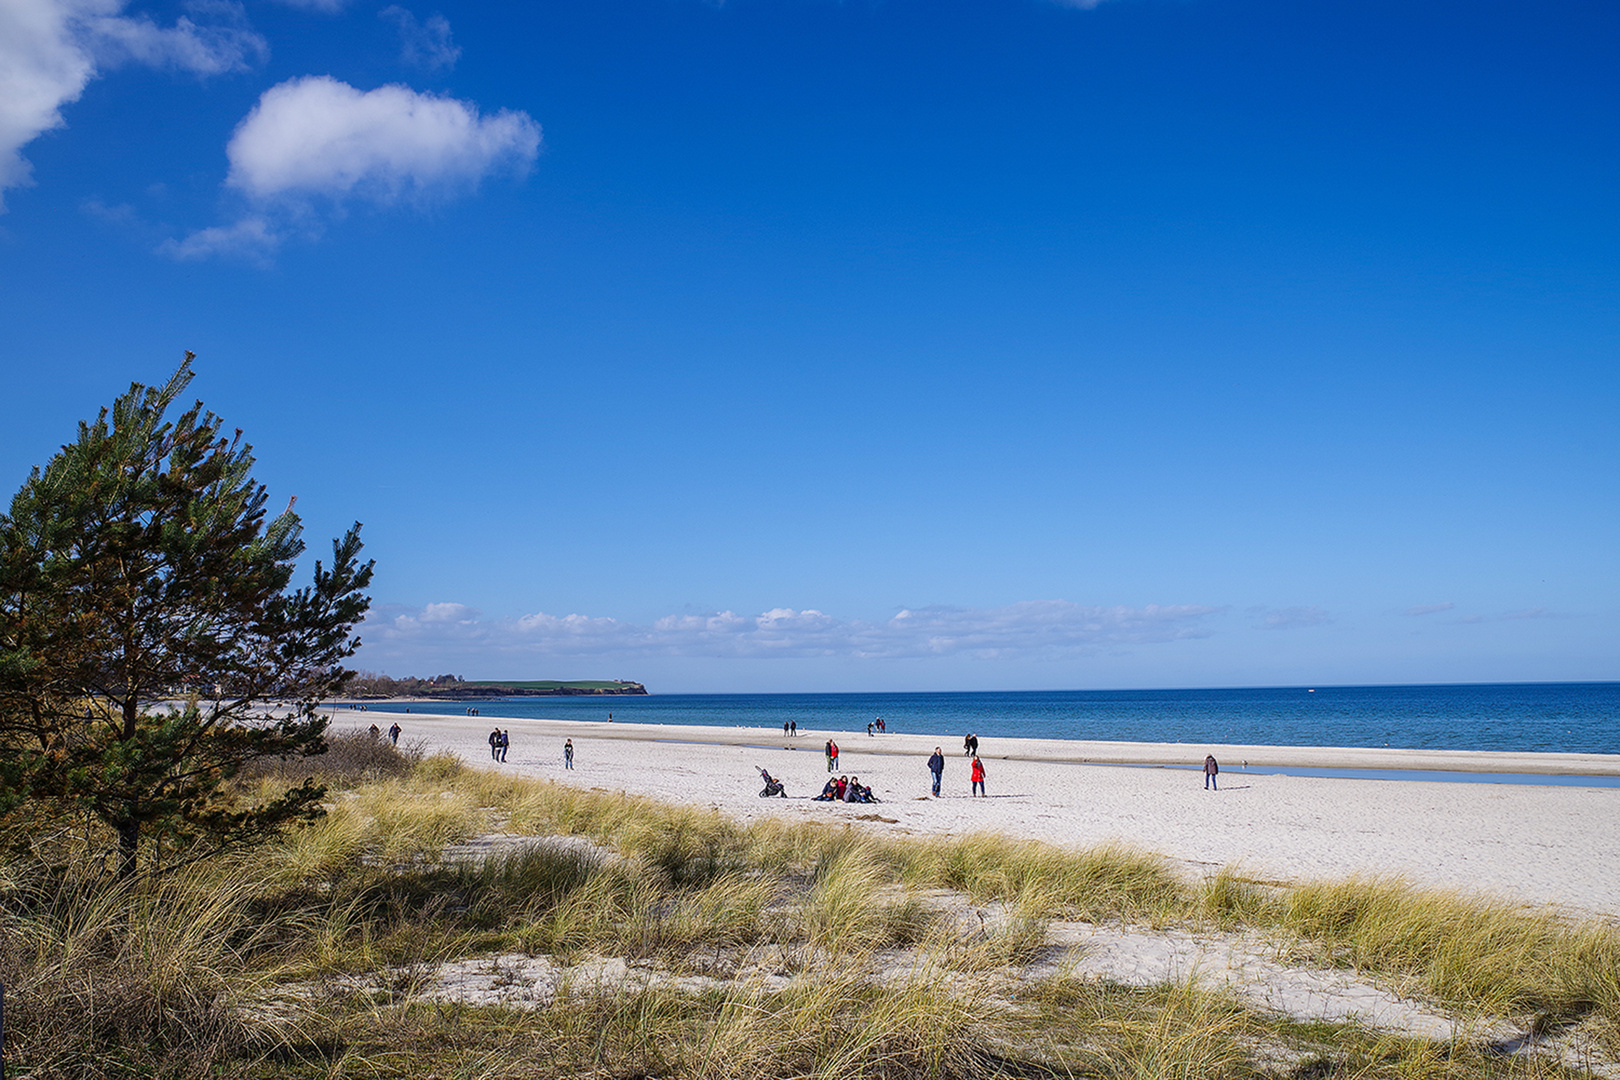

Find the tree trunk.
[{"left": 117, "top": 818, "right": 140, "bottom": 879}]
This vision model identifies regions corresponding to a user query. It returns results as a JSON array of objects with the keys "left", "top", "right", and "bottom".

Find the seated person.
[
  {"left": 758, "top": 767, "right": 785, "bottom": 798},
  {"left": 843, "top": 776, "right": 862, "bottom": 802},
  {"left": 814, "top": 778, "right": 839, "bottom": 801},
  {"left": 834, "top": 776, "right": 848, "bottom": 801}
]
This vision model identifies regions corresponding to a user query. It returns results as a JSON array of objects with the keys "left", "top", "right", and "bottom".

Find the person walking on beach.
[
  {"left": 790, "top": 720, "right": 797, "bottom": 736},
  {"left": 564, "top": 738, "right": 574, "bottom": 769},
  {"left": 488, "top": 728, "right": 501, "bottom": 761},
  {"left": 927, "top": 747, "right": 945, "bottom": 797},
  {"left": 963, "top": 733, "right": 978, "bottom": 757},
  {"left": 1204, "top": 754, "right": 1219, "bottom": 790},
  {"left": 388, "top": 722, "right": 401, "bottom": 746},
  {"left": 498, "top": 730, "right": 510, "bottom": 763},
  {"left": 784, "top": 720, "right": 791, "bottom": 736},
  {"left": 826, "top": 740, "right": 839, "bottom": 772},
  {"left": 970, "top": 756, "right": 985, "bottom": 797}
]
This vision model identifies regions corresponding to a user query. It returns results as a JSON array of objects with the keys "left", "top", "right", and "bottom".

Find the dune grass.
[{"left": 2, "top": 751, "right": 1614, "bottom": 1078}]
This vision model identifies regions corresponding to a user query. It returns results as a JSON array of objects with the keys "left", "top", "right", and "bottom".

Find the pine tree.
[{"left": 0, "top": 355, "right": 373, "bottom": 877}]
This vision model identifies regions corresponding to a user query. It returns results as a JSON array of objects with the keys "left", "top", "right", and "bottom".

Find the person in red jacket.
[{"left": 970, "top": 756, "right": 985, "bottom": 797}]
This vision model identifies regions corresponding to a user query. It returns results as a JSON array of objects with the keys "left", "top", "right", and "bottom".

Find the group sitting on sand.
[{"left": 814, "top": 775, "right": 879, "bottom": 803}]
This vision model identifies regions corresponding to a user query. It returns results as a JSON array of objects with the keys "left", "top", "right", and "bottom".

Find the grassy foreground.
[{"left": 1, "top": 736, "right": 1615, "bottom": 1079}]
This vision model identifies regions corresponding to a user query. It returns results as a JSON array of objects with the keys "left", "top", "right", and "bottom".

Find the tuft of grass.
[
  {"left": 1200, "top": 866, "right": 1283, "bottom": 929},
  {"left": 0, "top": 862, "right": 301, "bottom": 1078},
  {"left": 1278, "top": 874, "right": 1620, "bottom": 1042},
  {"left": 896, "top": 833, "right": 1189, "bottom": 923},
  {"left": 244, "top": 728, "right": 422, "bottom": 788}
]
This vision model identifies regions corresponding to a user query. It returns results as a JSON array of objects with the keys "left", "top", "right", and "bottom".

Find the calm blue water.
[{"left": 354, "top": 682, "right": 1620, "bottom": 756}]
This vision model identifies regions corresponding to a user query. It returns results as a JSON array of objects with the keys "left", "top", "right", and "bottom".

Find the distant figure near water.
[
  {"left": 1204, "top": 755, "right": 1219, "bottom": 790},
  {"left": 825, "top": 740, "right": 839, "bottom": 772},
  {"left": 564, "top": 738, "right": 574, "bottom": 769},
  {"left": 963, "top": 733, "right": 979, "bottom": 757}
]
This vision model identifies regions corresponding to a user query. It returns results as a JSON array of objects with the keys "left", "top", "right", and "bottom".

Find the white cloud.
[
  {"left": 1404, "top": 602, "right": 1454, "bottom": 617},
  {"left": 164, "top": 75, "right": 539, "bottom": 259},
  {"left": 0, "top": 0, "right": 266, "bottom": 211},
  {"left": 264, "top": 0, "right": 347, "bottom": 11},
  {"left": 361, "top": 599, "right": 1218, "bottom": 664},
  {"left": 379, "top": 6, "right": 460, "bottom": 71},
  {"left": 223, "top": 76, "right": 540, "bottom": 203}
]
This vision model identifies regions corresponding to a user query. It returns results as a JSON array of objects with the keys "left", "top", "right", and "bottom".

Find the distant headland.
[{"left": 347, "top": 673, "right": 647, "bottom": 698}]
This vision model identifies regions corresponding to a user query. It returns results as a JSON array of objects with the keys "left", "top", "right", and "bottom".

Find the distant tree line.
[{"left": 345, "top": 671, "right": 465, "bottom": 698}]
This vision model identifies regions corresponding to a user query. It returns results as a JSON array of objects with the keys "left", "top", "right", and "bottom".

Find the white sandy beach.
[{"left": 361, "top": 711, "right": 1620, "bottom": 917}]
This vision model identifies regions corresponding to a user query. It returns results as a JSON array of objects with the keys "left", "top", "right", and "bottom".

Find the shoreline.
[
  {"left": 337, "top": 708, "right": 1620, "bottom": 777},
  {"left": 361, "top": 709, "right": 1620, "bottom": 916}
]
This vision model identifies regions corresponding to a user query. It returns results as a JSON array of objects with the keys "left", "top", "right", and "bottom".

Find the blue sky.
[{"left": 1, "top": 0, "right": 1616, "bottom": 692}]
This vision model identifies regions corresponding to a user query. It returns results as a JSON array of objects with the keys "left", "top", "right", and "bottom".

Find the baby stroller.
[{"left": 758, "top": 768, "right": 786, "bottom": 798}]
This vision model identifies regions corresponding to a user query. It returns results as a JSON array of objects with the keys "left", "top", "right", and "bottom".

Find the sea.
[{"left": 354, "top": 682, "right": 1620, "bottom": 765}]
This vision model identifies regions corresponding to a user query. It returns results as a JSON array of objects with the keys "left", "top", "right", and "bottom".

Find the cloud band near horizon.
[{"left": 359, "top": 599, "right": 1220, "bottom": 669}]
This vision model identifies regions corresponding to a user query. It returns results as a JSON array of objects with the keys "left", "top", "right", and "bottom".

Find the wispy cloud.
[
  {"left": 164, "top": 75, "right": 540, "bottom": 259},
  {"left": 0, "top": 0, "right": 265, "bottom": 212},
  {"left": 1254, "top": 606, "right": 1331, "bottom": 630},
  {"left": 379, "top": 6, "right": 460, "bottom": 71},
  {"left": 1456, "top": 607, "right": 1562, "bottom": 625},
  {"left": 157, "top": 213, "right": 279, "bottom": 262},
  {"left": 359, "top": 599, "right": 1219, "bottom": 666},
  {"left": 86, "top": 0, "right": 266, "bottom": 75},
  {"left": 1404, "top": 602, "right": 1454, "bottom": 617},
  {"left": 263, "top": 0, "right": 348, "bottom": 12}
]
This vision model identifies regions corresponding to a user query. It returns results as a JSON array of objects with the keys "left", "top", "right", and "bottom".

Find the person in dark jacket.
[
  {"left": 927, "top": 747, "right": 945, "bottom": 796},
  {"left": 758, "top": 767, "right": 785, "bottom": 798},
  {"left": 1204, "top": 755, "right": 1219, "bottom": 790}
]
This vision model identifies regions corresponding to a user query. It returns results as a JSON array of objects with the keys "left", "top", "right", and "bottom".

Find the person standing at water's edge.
[
  {"left": 927, "top": 746, "right": 945, "bottom": 797},
  {"left": 970, "top": 756, "right": 985, "bottom": 797},
  {"left": 564, "top": 739, "right": 574, "bottom": 770},
  {"left": 963, "top": 733, "right": 978, "bottom": 757},
  {"left": 1204, "top": 754, "right": 1219, "bottom": 790},
  {"left": 826, "top": 739, "right": 839, "bottom": 772}
]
